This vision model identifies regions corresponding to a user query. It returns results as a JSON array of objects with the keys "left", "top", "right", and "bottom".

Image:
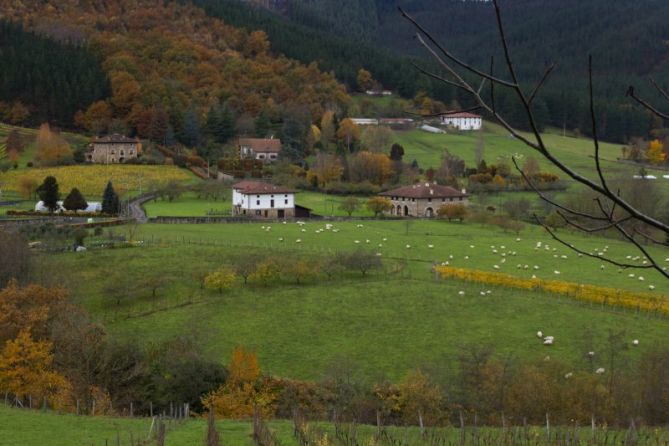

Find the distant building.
[
  {"left": 238, "top": 138, "right": 282, "bottom": 163},
  {"left": 365, "top": 90, "right": 393, "bottom": 96},
  {"left": 350, "top": 118, "right": 379, "bottom": 126},
  {"left": 440, "top": 112, "right": 482, "bottom": 131},
  {"left": 232, "top": 180, "right": 298, "bottom": 219},
  {"left": 379, "top": 183, "right": 468, "bottom": 218},
  {"left": 420, "top": 124, "right": 446, "bottom": 134},
  {"left": 87, "top": 134, "right": 141, "bottom": 164},
  {"left": 378, "top": 118, "right": 415, "bottom": 129}
]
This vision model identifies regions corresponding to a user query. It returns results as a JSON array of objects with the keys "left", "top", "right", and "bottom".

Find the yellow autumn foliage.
[{"left": 435, "top": 266, "right": 669, "bottom": 314}]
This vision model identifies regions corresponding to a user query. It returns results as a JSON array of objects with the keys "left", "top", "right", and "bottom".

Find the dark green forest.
[
  {"left": 230, "top": 0, "right": 669, "bottom": 142},
  {"left": 0, "top": 20, "right": 110, "bottom": 127}
]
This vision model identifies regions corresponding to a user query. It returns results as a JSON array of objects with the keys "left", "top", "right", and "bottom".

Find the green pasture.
[
  {"left": 7, "top": 405, "right": 668, "bottom": 446},
  {"left": 394, "top": 123, "right": 669, "bottom": 189},
  {"left": 38, "top": 219, "right": 669, "bottom": 381}
]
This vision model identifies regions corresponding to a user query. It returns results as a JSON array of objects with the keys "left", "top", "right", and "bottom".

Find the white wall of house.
[
  {"left": 232, "top": 190, "right": 294, "bottom": 211},
  {"left": 441, "top": 116, "right": 482, "bottom": 130}
]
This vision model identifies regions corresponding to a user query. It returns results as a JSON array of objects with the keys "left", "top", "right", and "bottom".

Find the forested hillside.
[
  {"left": 0, "top": 0, "right": 349, "bottom": 146},
  {"left": 246, "top": 0, "right": 669, "bottom": 142},
  {"left": 0, "top": 21, "right": 110, "bottom": 127}
]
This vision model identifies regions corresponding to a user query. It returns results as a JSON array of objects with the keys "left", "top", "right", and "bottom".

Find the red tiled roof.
[
  {"left": 380, "top": 183, "right": 467, "bottom": 199},
  {"left": 442, "top": 112, "right": 481, "bottom": 119},
  {"left": 238, "top": 138, "right": 282, "bottom": 153},
  {"left": 233, "top": 180, "right": 294, "bottom": 195},
  {"left": 92, "top": 133, "right": 139, "bottom": 144}
]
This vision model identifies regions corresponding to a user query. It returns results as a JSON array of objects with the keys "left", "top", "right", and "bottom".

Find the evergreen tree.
[
  {"left": 254, "top": 111, "right": 271, "bottom": 137},
  {"left": 206, "top": 105, "right": 236, "bottom": 144},
  {"left": 102, "top": 181, "right": 120, "bottom": 215},
  {"left": 180, "top": 107, "right": 202, "bottom": 148},
  {"left": 62, "top": 188, "right": 88, "bottom": 212},
  {"left": 37, "top": 176, "right": 59, "bottom": 212}
]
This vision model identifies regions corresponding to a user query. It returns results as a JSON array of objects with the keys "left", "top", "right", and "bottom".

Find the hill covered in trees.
[
  {"left": 242, "top": 0, "right": 669, "bottom": 142},
  {"left": 0, "top": 0, "right": 349, "bottom": 146}
]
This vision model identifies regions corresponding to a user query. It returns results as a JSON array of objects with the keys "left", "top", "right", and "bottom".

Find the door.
[{"left": 278, "top": 209, "right": 285, "bottom": 218}]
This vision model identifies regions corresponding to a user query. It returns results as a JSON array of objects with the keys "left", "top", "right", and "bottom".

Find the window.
[
  {"left": 428, "top": 198, "right": 432, "bottom": 203},
  {"left": 459, "top": 197, "right": 463, "bottom": 201},
  {"left": 442, "top": 198, "right": 446, "bottom": 202},
  {"left": 256, "top": 200, "right": 260, "bottom": 205},
  {"left": 284, "top": 199, "right": 288, "bottom": 204}
]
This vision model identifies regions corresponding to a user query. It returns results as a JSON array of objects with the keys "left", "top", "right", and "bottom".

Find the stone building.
[
  {"left": 238, "top": 138, "right": 282, "bottom": 163},
  {"left": 86, "top": 134, "right": 141, "bottom": 164},
  {"left": 379, "top": 183, "right": 468, "bottom": 217}
]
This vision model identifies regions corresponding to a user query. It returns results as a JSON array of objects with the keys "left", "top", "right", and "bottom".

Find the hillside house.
[
  {"left": 238, "top": 138, "right": 282, "bottom": 163},
  {"left": 440, "top": 112, "right": 482, "bottom": 131},
  {"left": 232, "top": 180, "right": 304, "bottom": 218},
  {"left": 379, "top": 183, "right": 468, "bottom": 217},
  {"left": 86, "top": 134, "right": 141, "bottom": 164},
  {"left": 35, "top": 201, "right": 101, "bottom": 213}
]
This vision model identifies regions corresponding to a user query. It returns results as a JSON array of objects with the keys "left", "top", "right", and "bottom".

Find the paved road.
[{"left": 128, "top": 193, "right": 156, "bottom": 223}]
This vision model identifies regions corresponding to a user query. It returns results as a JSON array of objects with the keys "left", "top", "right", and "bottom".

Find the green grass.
[
  {"left": 39, "top": 220, "right": 669, "bottom": 382},
  {"left": 394, "top": 123, "right": 669, "bottom": 189},
  {"left": 0, "top": 405, "right": 297, "bottom": 446}
]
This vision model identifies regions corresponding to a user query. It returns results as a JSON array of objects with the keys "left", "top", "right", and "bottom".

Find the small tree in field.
[
  {"left": 342, "top": 250, "right": 382, "bottom": 277},
  {"left": 339, "top": 196, "right": 360, "bottom": 217},
  {"left": 62, "top": 188, "right": 88, "bottom": 212},
  {"left": 204, "top": 268, "right": 237, "bottom": 294},
  {"left": 366, "top": 197, "right": 392, "bottom": 217},
  {"left": 37, "top": 176, "right": 59, "bottom": 212},
  {"left": 437, "top": 204, "right": 468, "bottom": 222}
]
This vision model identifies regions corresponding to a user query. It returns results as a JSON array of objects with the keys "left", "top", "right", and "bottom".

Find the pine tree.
[
  {"left": 101, "top": 181, "right": 119, "bottom": 215},
  {"left": 36, "top": 176, "right": 59, "bottom": 212},
  {"left": 180, "top": 107, "right": 202, "bottom": 147},
  {"left": 254, "top": 111, "right": 271, "bottom": 138},
  {"left": 62, "top": 188, "right": 88, "bottom": 212}
]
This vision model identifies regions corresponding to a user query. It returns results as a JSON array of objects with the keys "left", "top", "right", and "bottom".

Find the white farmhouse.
[
  {"left": 238, "top": 138, "right": 282, "bottom": 163},
  {"left": 232, "top": 180, "right": 298, "bottom": 219},
  {"left": 441, "top": 112, "right": 482, "bottom": 131}
]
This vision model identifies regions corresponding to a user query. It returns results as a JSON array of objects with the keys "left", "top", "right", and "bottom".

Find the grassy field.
[
  {"left": 0, "top": 165, "right": 196, "bottom": 198},
  {"left": 39, "top": 219, "right": 669, "bottom": 382},
  {"left": 393, "top": 123, "right": 669, "bottom": 188},
  {"left": 10, "top": 405, "right": 668, "bottom": 446}
]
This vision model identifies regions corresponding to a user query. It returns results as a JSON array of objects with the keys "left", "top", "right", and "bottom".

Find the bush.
[{"left": 437, "top": 204, "right": 468, "bottom": 221}]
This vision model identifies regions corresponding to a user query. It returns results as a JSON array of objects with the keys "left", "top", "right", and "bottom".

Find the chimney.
[{"left": 461, "top": 188, "right": 467, "bottom": 194}]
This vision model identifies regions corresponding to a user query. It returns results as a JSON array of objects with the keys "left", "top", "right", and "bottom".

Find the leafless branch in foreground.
[{"left": 400, "top": 1, "right": 669, "bottom": 280}]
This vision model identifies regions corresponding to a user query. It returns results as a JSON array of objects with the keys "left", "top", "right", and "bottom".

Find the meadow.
[
  {"left": 0, "top": 165, "right": 196, "bottom": 198},
  {"left": 40, "top": 219, "right": 669, "bottom": 382},
  {"left": 5, "top": 403, "right": 669, "bottom": 446}
]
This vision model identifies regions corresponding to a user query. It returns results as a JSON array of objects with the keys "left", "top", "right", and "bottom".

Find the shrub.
[
  {"left": 437, "top": 204, "right": 468, "bottom": 221},
  {"left": 204, "top": 268, "right": 237, "bottom": 294}
]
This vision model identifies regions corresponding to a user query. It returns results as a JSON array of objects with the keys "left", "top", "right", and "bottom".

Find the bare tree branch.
[
  {"left": 528, "top": 64, "right": 556, "bottom": 105},
  {"left": 626, "top": 86, "right": 669, "bottom": 120},
  {"left": 534, "top": 214, "right": 654, "bottom": 270}
]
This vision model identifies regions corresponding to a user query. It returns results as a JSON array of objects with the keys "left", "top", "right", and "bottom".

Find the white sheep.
[
  {"left": 595, "top": 368, "right": 605, "bottom": 374},
  {"left": 565, "top": 372, "right": 573, "bottom": 379},
  {"left": 536, "top": 331, "right": 543, "bottom": 338},
  {"left": 633, "top": 339, "right": 639, "bottom": 346}
]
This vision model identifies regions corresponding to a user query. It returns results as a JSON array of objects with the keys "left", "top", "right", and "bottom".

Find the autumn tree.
[
  {"left": 17, "top": 175, "right": 38, "bottom": 200},
  {"left": 249, "top": 258, "right": 282, "bottom": 286},
  {"left": 320, "top": 111, "right": 336, "bottom": 150},
  {"left": 284, "top": 259, "right": 319, "bottom": 284},
  {"left": 362, "top": 126, "right": 393, "bottom": 152},
  {"left": 204, "top": 268, "right": 237, "bottom": 294},
  {"left": 336, "top": 118, "right": 361, "bottom": 152},
  {"left": 35, "top": 123, "right": 72, "bottom": 166},
  {"left": 437, "top": 204, "right": 468, "bottom": 222},
  {"left": 647, "top": 139, "right": 665, "bottom": 165},
  {"left": 37, "top": 176, "right": 59, "bottom": 212},
  {"left": 366, "top": 196, "right": 393, "bottom": 217},
  {"left": 202, "top": 347, "right": 275, "bottom": 419},
  {"left": 398, "top": 369, "right": 443, "bottom": 429},
  {"left": 0, "top": 329, "right": 70, "bottom": 403},
  {"left": 80, "top": 100, "right": 112, "bottom": 134},
  {"left": 356, "top": 68, "right": 374, "bottom": 91},
  {"left": 339, "top": 196, "right": 360, "bottom": 217},
  {"left": 349, "top": 151, "right": 394, "bottom": 185},
  {"left": 62, "top": 188, "right": 88, "bottom": 212},
  {"left": 308, "top": 153, "right": 343, "bottom": 187}
]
